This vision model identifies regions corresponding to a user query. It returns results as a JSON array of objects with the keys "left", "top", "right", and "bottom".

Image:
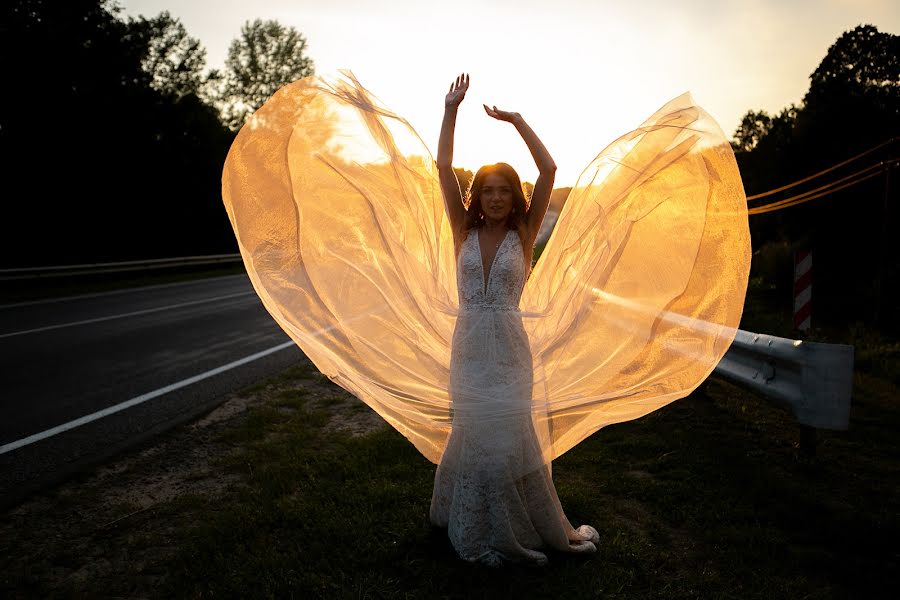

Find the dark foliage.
[
  {"left": 0, "top": 0, "right": 236, "bottom": 267},
  {"left": 219, "top": 19, "right": 315, "bottom": 131},
  {"left": 733, "top": 24, "right": 900, "bottom": 333}
]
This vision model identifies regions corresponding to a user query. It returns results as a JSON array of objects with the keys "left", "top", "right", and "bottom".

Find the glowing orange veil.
[{"left": 221, "top": 71, "right": 751, "bottom": 470}]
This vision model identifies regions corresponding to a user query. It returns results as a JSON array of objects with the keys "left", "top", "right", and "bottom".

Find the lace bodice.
[{"left": 457, "top": 228, "right": 526, "bottom": 311}]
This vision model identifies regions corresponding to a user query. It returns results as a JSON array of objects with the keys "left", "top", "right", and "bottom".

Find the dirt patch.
[
  {"left": 0, "top": 360, "right": 386, "bottom": 597},
  {"left": 315, "top": 393, "right": 389, "bottom": 438}
]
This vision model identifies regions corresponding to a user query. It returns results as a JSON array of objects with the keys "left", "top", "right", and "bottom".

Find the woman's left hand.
[{"left": 483, "top": 104, "right": 521, "bottom": 124}]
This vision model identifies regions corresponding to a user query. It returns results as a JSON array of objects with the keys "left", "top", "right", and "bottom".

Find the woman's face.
[{"left": 479, "top": 173, "right": 514, "bottom": 221}]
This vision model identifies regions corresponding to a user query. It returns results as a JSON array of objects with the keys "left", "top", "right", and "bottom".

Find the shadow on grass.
[
  {"left": 152, "top": 362, "right": 897, "bottom": 599},
  {"left": 4, "top": 290, "right": 895, "bottom": 598}
]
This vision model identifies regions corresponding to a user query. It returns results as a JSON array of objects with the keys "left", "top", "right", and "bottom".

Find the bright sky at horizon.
[{"left": 118, "top": 0, "right": 899, "bottom": 188}]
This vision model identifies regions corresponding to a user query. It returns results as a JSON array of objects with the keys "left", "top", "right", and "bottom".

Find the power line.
[
  {"left": 748, "top": 165, "right": 891, "bottom": 215},
  {"left": 745, "top": 137, "right": 897, "bottom": 201},
  {"left": 747, "top": 159, "right": 897, "bottom": 214}
]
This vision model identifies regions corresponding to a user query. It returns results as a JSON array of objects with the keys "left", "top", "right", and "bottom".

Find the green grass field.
[
  {"left": 4, "top": 352, "right": 896, "bottom": 598},
  {"left": 2, "top": 275, "right": 896, "bottom": 598}
]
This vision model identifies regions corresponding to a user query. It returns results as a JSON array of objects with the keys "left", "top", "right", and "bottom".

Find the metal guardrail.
[
  {"left": 0, "top": 253, "right": 243, "bottom": 281},
  {"left": 715, "top": 329, "right": 855, "bottom": 430},
  {"left": 2, "top": 252, "right": 856, "bottom": 431}
]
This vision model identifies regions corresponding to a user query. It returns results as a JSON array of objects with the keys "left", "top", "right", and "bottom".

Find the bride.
[
  {"left": 221, "top": 69, "right": 749, "bottom": 572},
  {"left": 429, "top": 73, "right": 600, "bottom": 566}
]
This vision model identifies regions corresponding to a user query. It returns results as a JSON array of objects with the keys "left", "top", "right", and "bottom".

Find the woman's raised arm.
[
  {"left": 483, "top": 105, "right": 557, "bottom": 247},
  {"left": 436, "top": 73, "right": 469, "bottom": 242}
]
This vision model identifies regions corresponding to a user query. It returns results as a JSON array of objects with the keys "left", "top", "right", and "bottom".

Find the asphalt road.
[{"left": 0, "top": 274, "right": 305, "bottom": 509}]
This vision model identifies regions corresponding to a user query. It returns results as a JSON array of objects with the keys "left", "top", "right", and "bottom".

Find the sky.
[{"left": 117, "top": 0, "right": 899, "bottom": 188}]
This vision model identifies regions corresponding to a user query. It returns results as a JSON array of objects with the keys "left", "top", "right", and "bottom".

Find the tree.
[
  {"left": 0, "top": 0, "right": 149, "bottom": 267},
  {"left": 761, "top": 105, "right": 799, "bottom": 154},
  {"left": 730, "top": 24, "right": 900, "bottom": 333},
  {"left": 796, "top": 24, "right": 899, "bottom": 158},
  {"left": 732, "top": 110, "right": 773, "bottom": 153},
  {"left": 805, "top": 24, "right": 899, "bottom": 116},
  {"left": 126, "top": 11, "right": 207, "bottom": 99},
  {"left": 218, "top": 19, "right": 315, "bottom": 130},
  {"left": 0, "top": 0, "right": 237, "bottom": 268}
]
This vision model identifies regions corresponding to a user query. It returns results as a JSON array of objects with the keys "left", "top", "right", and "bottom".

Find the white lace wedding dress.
[
  {"left": 429, "top": 227, "right": 600, "bottom": 567},
  {"left": 221, "top": 71, "right": 751, "bottom": 567}
]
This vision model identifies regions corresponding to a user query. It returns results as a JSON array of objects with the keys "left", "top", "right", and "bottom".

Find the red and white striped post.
[
  {"left": 793, "top": 249, "right": 816, "bottom": 456},
  {"left": 793, "top": 250, "right": 812, "bottom": 331}
]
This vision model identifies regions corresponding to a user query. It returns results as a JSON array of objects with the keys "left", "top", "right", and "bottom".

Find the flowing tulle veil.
[{"left": 221, "top": 70, "right": 751, "bottom": 476}]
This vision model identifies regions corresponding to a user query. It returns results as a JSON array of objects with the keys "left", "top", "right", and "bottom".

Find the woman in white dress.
[
  {"left": 221, "top": 70, "right": 749, "bottom": 572},
  {"left": 429, "top": 73, "right": 600, "bottom": 566}
]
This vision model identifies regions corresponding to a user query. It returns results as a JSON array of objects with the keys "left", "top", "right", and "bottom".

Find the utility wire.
[
  {"left": 747, "top": 159, "right": 898, "bottom": 214},
  {"left": 745, "top": 137, "right": 897, "bottom": 201},
  {"left": 748, "top": 166, "right": 890, "bottom": 215}
]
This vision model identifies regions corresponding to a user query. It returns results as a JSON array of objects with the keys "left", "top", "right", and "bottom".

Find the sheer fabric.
[{"left": 221, "top": 71, "right": 750, "bottom": 480}]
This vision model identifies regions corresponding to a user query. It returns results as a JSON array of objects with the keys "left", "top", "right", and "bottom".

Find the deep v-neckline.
[{"left": 477, "top": 228, "right": 509, "bottom": 295}]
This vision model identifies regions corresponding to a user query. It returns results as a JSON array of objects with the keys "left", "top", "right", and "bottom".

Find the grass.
[
  {"left": 188, "top": 375, "right": 893, "bottom": 598},
  {"left": 2, "top": 281, "right": 897, "bottom": 598},
  {"left": 8, "top": 357, "right": 885, "bottom": 599}
]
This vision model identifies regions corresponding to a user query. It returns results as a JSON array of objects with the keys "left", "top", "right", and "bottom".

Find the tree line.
[
  {"left": 731, "top": 24, "right": 899, "bottom": 332},
  {"left": 1, "top": 4, "right": 897, "bottom": 331},
  {"left": 0, "top": 0, "right": 313, "bottom": 268}
]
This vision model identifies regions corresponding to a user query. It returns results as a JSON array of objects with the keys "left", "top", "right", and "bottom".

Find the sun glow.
[{"left": 120, "top": 0, "right": 900, "bottom": 186}]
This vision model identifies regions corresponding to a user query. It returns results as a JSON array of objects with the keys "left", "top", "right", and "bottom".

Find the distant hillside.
[{"left": 549, "top": 187, "right": 572, "bottom": 214}]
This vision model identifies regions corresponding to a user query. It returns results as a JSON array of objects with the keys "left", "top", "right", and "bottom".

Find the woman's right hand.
[{"left": 445, "top": 73, "right": 469, "bottom": 109}]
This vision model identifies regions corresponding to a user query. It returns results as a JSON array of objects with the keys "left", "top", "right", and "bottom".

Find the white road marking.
[
  {"left": 0, "top": 291, "right": 257, "bottom": 339},
  {"left": 0, "top": 340, "right": 297, "bottom": 455}
]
